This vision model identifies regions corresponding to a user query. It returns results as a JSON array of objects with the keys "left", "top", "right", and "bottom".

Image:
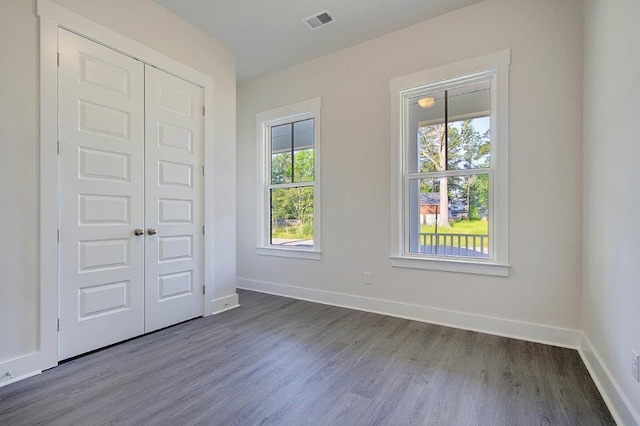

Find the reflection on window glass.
[
  {"left": 408, "top": 175, "right": 489, "bottom": 258},
  {"left": 271, "top": 124, "right": 292, "bottom": 184},
  {"left": 293, "top": 119, "right": 314, "bottom": 182},
  {"left": 293, "top": 119, "right": 314, "bottom": 151},
  {"left": 409, "top": 81, "right": 491, "bottom": 174},
  {"left": 408, "top": 91, "right": 445, "bottom": 174},
  {"left": 271, "top": 119, "right": 315, "bottom": 184},
  {"left": 446, "top": 117, "right": 491, "bottom": 170},
  {"left": 446, "top": 81, "right": 491, "bottom": 170},
  {"left": 270, "top": 187, "right": 314, "bottom": 247}
]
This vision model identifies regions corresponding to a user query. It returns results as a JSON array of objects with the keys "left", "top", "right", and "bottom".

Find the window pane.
[
  {"left": 407, "top": 91, "right": 445, "bottom": 174},
  {"left": 447, "top": 80, "right": 491, "bottom": 170},
  {"left": 271, "top": 124, "right": 292, "bottom": 184},
  {"left": 294, "top": 149, "right": 314, "bottom": 182},
  {"left": 293, "top": 119, "right": 314, "bottom": 150},
  {"left": 270, "top": 186, "right": 314, "bottom": 247},
  {"left": 408, "top": 175, "right": 489, "bottom": 258},
  {"left": 407, "top": 81, "right": 491, "bottom": 174},
  {"left": 271, "top": 152, "right": 292, "bottom": 184},
  {"left": 293, "top": 118, "right": 314, "bottom": 182}
]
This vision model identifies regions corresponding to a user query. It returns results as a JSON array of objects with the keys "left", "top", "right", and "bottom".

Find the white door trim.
[{"left": 37, "top": 0, "right": 216, "bottom": 369}]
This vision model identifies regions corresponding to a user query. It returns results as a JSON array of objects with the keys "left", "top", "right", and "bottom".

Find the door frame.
[{"left": 38, "top": 0, "right": 216, "bottom": 368}]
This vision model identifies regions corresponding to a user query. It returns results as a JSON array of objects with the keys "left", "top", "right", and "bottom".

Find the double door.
[{"left": 58, "top": 29, "right": 204, "bottom": 359}]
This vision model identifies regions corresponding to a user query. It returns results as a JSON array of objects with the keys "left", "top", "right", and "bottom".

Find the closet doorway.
[{"left": 57, "top": 29, "right": 204, "bottom": 359}]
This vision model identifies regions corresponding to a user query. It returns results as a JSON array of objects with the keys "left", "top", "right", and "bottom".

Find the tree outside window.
[
  {"left": 269, "top": 119, "right": 315, "bottom": 247},
  {"left": 407, "top": 80, "right": 492, "bottom": 258}
]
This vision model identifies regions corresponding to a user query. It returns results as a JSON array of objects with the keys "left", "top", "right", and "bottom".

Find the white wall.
[
  {"left": 0, "top": 0, "right": 40, "bottom": 362},
  {"left": 0, "top": 0, "right": 236, "bottom": 370},
  {"left": 583, "top": 0, "right": 640, "bottom": 422},
  {"left": 237, "top": 0, "right": 584, "bottom": 337}
]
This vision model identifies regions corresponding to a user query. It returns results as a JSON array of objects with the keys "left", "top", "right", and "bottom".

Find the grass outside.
[
  {"left": 271, "top": 220, "right": 487, "bottom": 247},
  {"left": 420, "top": 219, "right": 488, "bottom": 235},
  {"left": 272, "top": 224, "right": 313, "bottom": 240}
]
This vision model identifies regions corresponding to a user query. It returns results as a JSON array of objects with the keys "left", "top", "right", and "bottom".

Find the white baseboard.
[
  {"left": 578, "top": 334, "right": 640, "bottom": 426},
  {"left": 236, "top": 278, "right": 581, "bottom": 349},
  {"left": 209, "top": 293, "right": 240, "bottom": 315},
  {"left": 0, "top": 352, "right": 42, "bottom": 388}
]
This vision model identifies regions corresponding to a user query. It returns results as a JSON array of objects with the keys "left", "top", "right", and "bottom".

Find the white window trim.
[
  {"left": 256, "top": 98, "right": 322, "bottom": 260},
  {"left": 389, "top": 50, "right": 511, "bottom": 277}
]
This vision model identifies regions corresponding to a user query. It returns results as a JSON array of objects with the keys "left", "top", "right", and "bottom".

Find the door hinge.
[
  {"left": 57, "top": 318, "right": 60, "bottom": 332},
  {"left": 57, "top": 140, "right": 60, "bottom": 155},
  {"left": 202, "top": 106, "right": 205, "bottom": 116},
  {"left": 202, "top": 165, "right": 205, "bottom": 175},
  {"left": 57, "top": 229, "right": 60, "bottom": 243},
  {"left": 202, "top": 285, "right": 205, "bottom": 295},
  {"left": 57, "top": 52, "right": 60, "bottom": 66},
  {"left": 202, "top": 225, "right": 205, "bottom": 235}
]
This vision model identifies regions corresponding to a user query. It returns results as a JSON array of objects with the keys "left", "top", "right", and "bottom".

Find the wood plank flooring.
[{"left": 0, "top": 290, "right": 614, "bottom": 425}]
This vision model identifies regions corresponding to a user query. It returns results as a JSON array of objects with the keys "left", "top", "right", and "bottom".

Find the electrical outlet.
[
  {"left": 364, "top": 272, "right": 372, "bottom": 285},
  {"left": 632, "top": 350, "right": 639, "bottom": 382}
]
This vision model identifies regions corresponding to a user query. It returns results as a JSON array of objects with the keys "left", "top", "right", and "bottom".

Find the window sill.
[
  {"left": 257, "top": 247, "right": 322, "bottom": 260},
  {"left": 390, "top": 255, "right": 509, "bottom": 277}
]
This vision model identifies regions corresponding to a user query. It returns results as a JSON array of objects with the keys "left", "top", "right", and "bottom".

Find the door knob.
[
  {"left": 147, "top": 228, "right": 157, "bottom": 235},
  {"left": 133, "top": 228, "right": 144, "bottom": 236}
]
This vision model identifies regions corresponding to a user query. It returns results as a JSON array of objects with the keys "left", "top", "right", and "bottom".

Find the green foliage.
[
  {"left": 418, "top": 119, "right": 490, "bottom": 173},
  {"left": 418, "top": 118, "right": 490, "bottom": 223},
  {"left": 271, "top": 149, "right": 314, "bottom": 184},
  {"left": 448, "top": 120, "right": 491, "bottom": 169},
  {"left": 271, "top": 186, "right": 313, "bottom": 222},
  {"left": 299, "top": 221, "right": 314, "bottom": 237},
  {"left": 271, "top": 223, "right": 313, "bottom": 240},
  {"left": 294, "top": 149, "right": 314, "bottom": 182},
  {"left": 271, "top": 152, "right": 292, "bottom": 184},
  {"left": 270, "top": 146, "right": 315, "bottom": 241},
  {"left": 468, "top": 174, "right": 488, "bottom": 220},
  {"left": 420, "top": 220, "right": 488, "bottom": 235}
]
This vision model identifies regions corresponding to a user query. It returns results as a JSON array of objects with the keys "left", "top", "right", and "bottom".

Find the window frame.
[
  {"left": 389, "top": 50, "right": 511, "bottom": 276},
  {"left": 256, "top": 98, "right": 322, "bottom": 260}
]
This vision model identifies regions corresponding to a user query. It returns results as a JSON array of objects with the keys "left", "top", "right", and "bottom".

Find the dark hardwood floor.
[{"left": 0, "top": 290, "right": 613, "bottom": 425}]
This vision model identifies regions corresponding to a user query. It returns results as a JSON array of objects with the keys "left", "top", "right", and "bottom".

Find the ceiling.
[{"left": 154, "top": 0, "right": 485, "bottom": 82}]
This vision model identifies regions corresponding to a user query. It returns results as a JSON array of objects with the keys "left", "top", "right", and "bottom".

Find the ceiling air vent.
[{"left": 303, "top": 10, "right": 335, "bottom": 30}]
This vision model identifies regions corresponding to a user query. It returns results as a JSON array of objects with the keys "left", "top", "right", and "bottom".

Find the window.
[
  {"left": 390, "top": 50, "right": 510, "bottom": 276},
  {"left": 256, "top": 98, "right": 321, "bottom": 259}
]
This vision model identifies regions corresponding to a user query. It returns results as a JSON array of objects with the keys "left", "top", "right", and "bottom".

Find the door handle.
[
  {"left": 133, "top": 228, "right": 144, "bottom": 236},
  {"left": 147, "top": 228, "right": 157, "bottom": 236}
]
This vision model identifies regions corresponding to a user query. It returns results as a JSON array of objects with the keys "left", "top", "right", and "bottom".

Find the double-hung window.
[
  {"left": 390, "top": 50, "right": 510, "bottom": 276},
  {"left": 256, "top": 98, "right": 321, "bottom": 260}
]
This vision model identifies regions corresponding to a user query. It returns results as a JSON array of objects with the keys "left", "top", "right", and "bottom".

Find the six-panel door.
[
  {"left": 58, "top": 29, "right": 146, "bottom": 359},
  {"left": 58, "top": 29, "right": 204, "bottom": 359},
  {"left": 144, "top": 65, "right": 204, "bottom": 333}
]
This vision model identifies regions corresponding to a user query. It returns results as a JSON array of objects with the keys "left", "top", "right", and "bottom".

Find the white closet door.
[
  {"left": 144, "top": 65, "right": 204, "bottom": 332},
  {"left": 58, "top": 29, "right": 145, "bottom": 359}
]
